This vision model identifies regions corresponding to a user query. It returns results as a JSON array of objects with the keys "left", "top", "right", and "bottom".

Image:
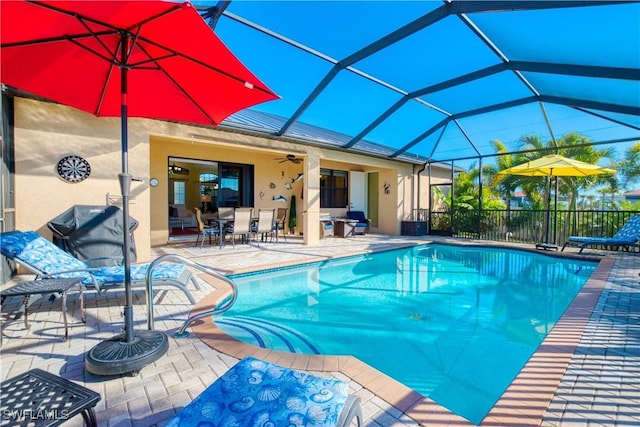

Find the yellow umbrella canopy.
[
  {"left": 498, "top": 154, "right": 615, "bottom": 248},
  {"left": 498, "top": 154, "right": 616, "bottom": 177}
]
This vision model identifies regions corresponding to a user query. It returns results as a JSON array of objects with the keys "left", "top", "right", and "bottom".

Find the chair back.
[
  {"left": 347, "top": 211, "right": 366, "bottom": 222},
  {"left": 233, "top": 208, "right": 253, "bottom": 233},
  {"left": 613, "top": 215, "right": 640, "bottom": 242},
  {"left": 0, "top": 231, "right": 90, "bottom": 279},
  {"left": 218, "top": 207, "right": 235, "bottom": 220},
  {"left": 276, "top": 208, "right": 287, "bottom": 226},
  {"left": 256, "top": 209, "right": 275, "bottom": 233},
  {"left": 192, "top": 207, "right": 206, "bottom": 232}
]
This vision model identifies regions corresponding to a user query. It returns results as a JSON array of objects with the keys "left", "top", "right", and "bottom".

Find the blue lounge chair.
[
  {"left": 0, "top": 230, "right": 199, "bottom": 303},
  {"left": 167, "top": 356, "right": 362, "bottom": 427},
  {"left": 561, "top": 215, "right": 640, "bottom": 254}
]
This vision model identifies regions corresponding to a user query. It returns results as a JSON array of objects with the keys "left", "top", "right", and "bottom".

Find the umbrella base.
[
  {"left": 85, "top": 330, "right": 169, "bottom": 376},
  {"left": 536, "top": 242, "right": 559, "bottom": 251}
]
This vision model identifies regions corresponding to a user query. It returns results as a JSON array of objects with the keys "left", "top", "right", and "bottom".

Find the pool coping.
[{"left": 189, "top": 242, "right": 611, "bottom": 426}]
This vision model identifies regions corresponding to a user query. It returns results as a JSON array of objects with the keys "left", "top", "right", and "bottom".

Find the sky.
[{"left": 194, "top": 1, "right": 640, "bottom": 185}]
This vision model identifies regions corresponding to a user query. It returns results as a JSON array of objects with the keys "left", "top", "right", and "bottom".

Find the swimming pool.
[{"left": 215, "top": 243, "right": 596, "bottom": 424}]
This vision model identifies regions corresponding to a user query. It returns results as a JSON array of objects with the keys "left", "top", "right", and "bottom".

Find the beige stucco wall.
[{"left": 11, "top": 98, "right": 452, "bottom": 262}]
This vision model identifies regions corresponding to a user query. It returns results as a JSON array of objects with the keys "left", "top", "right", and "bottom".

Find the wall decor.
[
  {"left": 57, "top": 155, "right": 91, "bottom": 183},
  {"left": 384, "top": 180, "right": 391, "bottom": 194},
  {"left": 149, "top": 178, "right": 159, "bottom": 187}
]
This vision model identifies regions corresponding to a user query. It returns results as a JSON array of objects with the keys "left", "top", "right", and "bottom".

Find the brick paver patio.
[{"left": 1, "top": 235, "right": 638, "bottom": 426}]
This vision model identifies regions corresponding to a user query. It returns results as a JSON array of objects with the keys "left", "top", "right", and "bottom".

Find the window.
[
  {"left": 199, "top": 173, "right": 218, "bottom": 213},
  {"left": 320, "top": 169, "right": 348, "bottom": 208},
  {"left": 173, "top": 181, "right": 186, "bottom": 205}
]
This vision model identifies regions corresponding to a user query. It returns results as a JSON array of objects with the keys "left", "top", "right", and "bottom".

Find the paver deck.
[{"left": 1, "top": 234, "right": 638, "bottom": 426}]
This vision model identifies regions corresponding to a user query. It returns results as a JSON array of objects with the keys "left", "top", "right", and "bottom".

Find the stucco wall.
[{"left": 13, "top": 98, "right": 152, "bottom": 260}]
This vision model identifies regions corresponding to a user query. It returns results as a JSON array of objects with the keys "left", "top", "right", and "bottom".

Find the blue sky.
[{"left": 195, "top": 1, "right": 639, "bottom": 182}]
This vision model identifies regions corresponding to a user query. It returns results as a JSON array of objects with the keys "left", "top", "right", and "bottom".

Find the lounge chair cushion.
[
  {"left": 167, "top": 356, "right": 351, "bottom": 427},
  {"left": 563, "top": 215, "right": 640, "bottom": 253},
  {"left": 0, "top": 231, "right": 196, "bottom": 301},
  {"left": 1, "top": 231, "right": 91, "bottom": 280}
]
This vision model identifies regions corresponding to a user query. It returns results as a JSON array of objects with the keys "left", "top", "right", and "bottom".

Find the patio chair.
[
  {"left": 272, "top": 207, "right": 288, "bottom": 242},
  {"left": 320, "top": 217, "right": 334, "bottom": 238},
  {"left": 166, "top": 356, "right": 362, "bottom": 427},
  {"left": 346, "top": 211, "right": 371, "bottom": 235},
  {"left": 252, "top": 208, "right": 275, "bottom": 245},
  {"left": 561, "top": 215, "right": 640, "bottom": 254},
  {"left": 227, "top": 208, "right": 253, "bottom": 247},
  {"left": 0, "top": 230, "right": 199, "bottom": 303},
  {"left": 193, "top": 207, "right": 222, "bottom": 248}
]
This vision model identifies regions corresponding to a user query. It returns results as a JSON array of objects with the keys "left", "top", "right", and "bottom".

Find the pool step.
[{"left": 215, "top": 316, "right": 321, "bottom": 354}]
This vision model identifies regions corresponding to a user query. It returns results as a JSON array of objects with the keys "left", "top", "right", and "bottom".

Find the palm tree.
[
  {"left": 516, "top": 132, "right": 614, "bottom": 242},
  {"left": 489, "top": 139, "right": 522, "bottom": 210},
  {"left": 616, "top": 141, "right": 640, "bottom": 187}
]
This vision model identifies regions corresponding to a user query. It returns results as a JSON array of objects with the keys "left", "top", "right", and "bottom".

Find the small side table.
[
  {"left": 334, "top": 219, "right": 358, "bottom": 238},
  {"left": 1, "top": 278, "right": 85, "bottom": 342},
  {"left": 1, "top": 368, "right": 100, "bottom": 427}
]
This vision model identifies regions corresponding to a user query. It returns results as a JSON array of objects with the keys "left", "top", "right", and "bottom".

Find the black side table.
[
  {"left": 1, "top": 368, "right": 100, "bottom": 427},
  {"left": 1, "top": 278, "right": 85, "bottom": 342}
]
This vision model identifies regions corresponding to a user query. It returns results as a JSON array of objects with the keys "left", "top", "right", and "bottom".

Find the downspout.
[
  {"left": 478, "top": 156, "right": 483, "bottom": 237},
  {"left": 450, "top": 160, "right": 455, "bottom": 235},
  {"left": 415, "top": 161, "right": 427, "bottom": 220}
]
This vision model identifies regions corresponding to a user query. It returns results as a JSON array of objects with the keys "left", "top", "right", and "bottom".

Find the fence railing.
[{"left": 413, "top": 208, "right": 639, "bottom": 246}]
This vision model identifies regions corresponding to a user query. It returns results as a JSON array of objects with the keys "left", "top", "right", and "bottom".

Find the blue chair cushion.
[
  {"left": 0, "top": 231, "right": 92, "bottom": 280},
  {"left": 167, "top": 356, "right": 350, "bottom": 427},
  {"left": 0, "top": 230, "right": 189, "bottom": 286}
]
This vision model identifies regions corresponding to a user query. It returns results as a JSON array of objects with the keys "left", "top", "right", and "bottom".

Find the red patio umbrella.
[{"left": 1, "top": 0, "right": 278, "bottom": 375}]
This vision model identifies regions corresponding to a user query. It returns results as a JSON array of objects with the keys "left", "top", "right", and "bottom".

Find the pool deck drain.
[{"left": 1, "top": 234, "right": 638, "bottom": 426}]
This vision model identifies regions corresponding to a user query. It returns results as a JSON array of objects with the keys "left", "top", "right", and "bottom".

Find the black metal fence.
[{"left": 414, "top": 208, "right": 639, "bottom": 246}]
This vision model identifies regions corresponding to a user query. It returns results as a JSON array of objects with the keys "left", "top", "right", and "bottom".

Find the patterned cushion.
[
  {"left": 0, "top": 231, "right": 91, "bottom": 280},
  {"left": 0, "top": 230, "right": 188, "bottom": 286},
  {"left": 167, "top": 357, "right": 349, "bottom": 427},
  {"left": 93, "top": 262, "right": 187, "bottom": 285},
  {"left": 568, "top": 215, "right": 640, "bottom": 244}
]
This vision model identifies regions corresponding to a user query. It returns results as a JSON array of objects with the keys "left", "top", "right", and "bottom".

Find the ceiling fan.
[{"left": 275, "top": 154, "right": 302, "bottom": 164}]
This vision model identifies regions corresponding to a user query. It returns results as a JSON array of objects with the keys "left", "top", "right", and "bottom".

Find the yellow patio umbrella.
[{"left": 498, "top": 154, "right": 615, "bottom": 249}]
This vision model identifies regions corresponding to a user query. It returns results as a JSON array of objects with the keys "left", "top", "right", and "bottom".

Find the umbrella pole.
[
  {"left": 553, "top": 176, "right": 559, "bottom": 245},
  {"left": 545, "top": 175, "right": 551, "bottom": 244},
  {"left": 86, "top": 33, "right": 168, "bottom": 376}
]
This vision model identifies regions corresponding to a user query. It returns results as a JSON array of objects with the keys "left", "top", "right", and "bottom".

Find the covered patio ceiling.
[{"left": 195, "top": 0, "right": 640, "bottom": 166}]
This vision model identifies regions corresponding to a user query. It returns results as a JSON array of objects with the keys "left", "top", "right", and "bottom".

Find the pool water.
[{"left": 216, "top": 243, "right": 596, "bottom": 424}]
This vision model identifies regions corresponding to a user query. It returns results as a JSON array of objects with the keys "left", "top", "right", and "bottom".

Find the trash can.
[{"left": 47, "top": 205, "right": 138, "bottom": 266}]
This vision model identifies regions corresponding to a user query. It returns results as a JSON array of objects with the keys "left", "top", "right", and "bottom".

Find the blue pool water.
[{"left": 216, "top": 244, "right": 596, "bottom": 424}]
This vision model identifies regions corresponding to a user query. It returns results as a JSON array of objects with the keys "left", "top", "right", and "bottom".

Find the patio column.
[{"left": 304, "top": 152, "right": 321, "bottom": 245}]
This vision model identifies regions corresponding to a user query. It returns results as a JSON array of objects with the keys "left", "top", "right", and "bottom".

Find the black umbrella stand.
[{"left": 86, "top": 38, "right": 168, "bottom": 376}]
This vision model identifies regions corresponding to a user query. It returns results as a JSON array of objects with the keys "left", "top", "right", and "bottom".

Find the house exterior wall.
[{"left": 11, "top": 98, "right": 450, "bottom": 261}]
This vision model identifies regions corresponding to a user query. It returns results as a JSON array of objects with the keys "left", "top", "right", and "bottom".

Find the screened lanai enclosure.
[
  {"left": 194, "top": 0, "right": 639, "bottom": 246},
  {"left": 2, "top": 1, "right": 639, "bottom": 246}
]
